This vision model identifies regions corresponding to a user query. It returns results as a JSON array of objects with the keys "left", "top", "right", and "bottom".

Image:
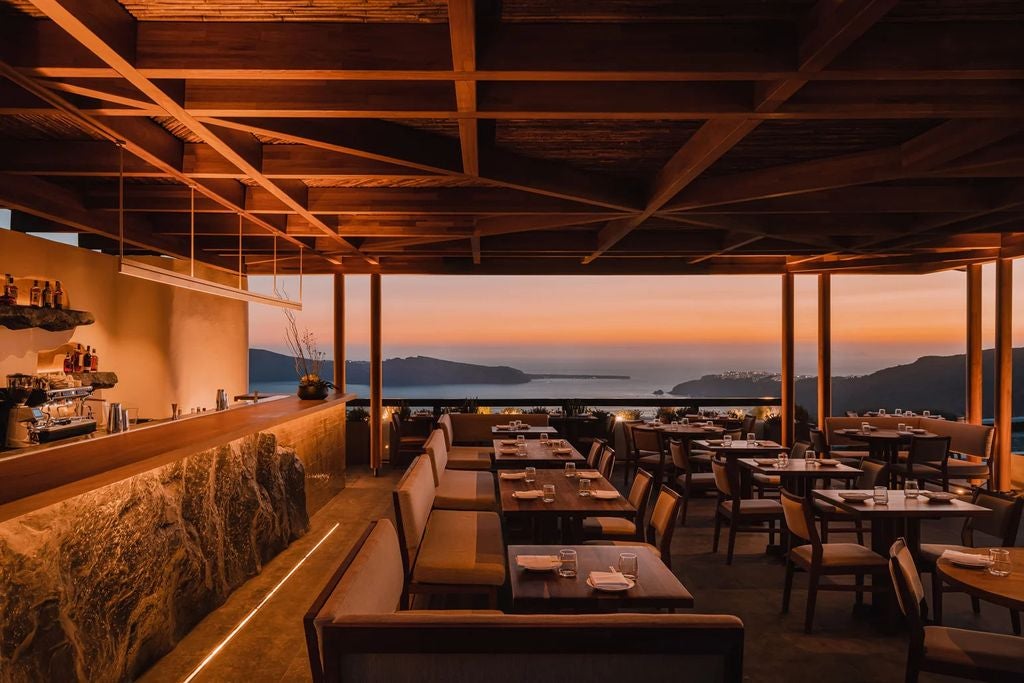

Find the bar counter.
[{"left": 0, "top": 391, "right": 355, "bottom": 523}]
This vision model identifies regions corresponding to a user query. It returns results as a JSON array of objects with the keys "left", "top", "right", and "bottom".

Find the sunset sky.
[{"left": 249, "top": 262, "right": 1024, "bottom": 378}]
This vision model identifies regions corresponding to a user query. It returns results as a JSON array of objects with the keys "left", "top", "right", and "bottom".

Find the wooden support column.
[
  {"left": 966, "top": 264, "right": 983, "bottom": 424},
  {"left": 332, "top": 274, "right": 346, "bottom": 392},
  {"left": 817, "top": 273, "right": 832, "bottom": 430},
  {"left": 994, "top": 257, "right": 1013, "bottom": 490},
  {"left": 370, "top": 273, "right": 383, "bottom": 476},
  {"left": 782, "top": 273, "right": 795, "bottom": 447}
]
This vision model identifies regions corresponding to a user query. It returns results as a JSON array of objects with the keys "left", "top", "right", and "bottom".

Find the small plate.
[
  {"left": 909, "top": 428, "right": 927, "bottom": 434},
  {"left": 922, "top": 491, "right": 956, "bottom": 503},
  {"left": 839, "top": 492, "right": 872, "bottom": 502},
  {"left": 950, "top": 557, "right": 993, "bottom": 569},
  {"left": 586, "top": 576, "right": 635, "bottom": 592},
  {"left": 517, "top": 556, "right": 560, "bottom": 572},
  {"left": 500, "top": 439, "right": 518, "bottom": 445}
]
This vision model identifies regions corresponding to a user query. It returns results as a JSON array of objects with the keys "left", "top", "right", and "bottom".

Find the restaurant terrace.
[{"left": 0, "top": 1, "right": 1023, "bottom": 682}]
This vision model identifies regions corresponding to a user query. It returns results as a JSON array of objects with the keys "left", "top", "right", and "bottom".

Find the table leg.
[{"left": 868, "top": 518, "right": 901, "bottom": 627}]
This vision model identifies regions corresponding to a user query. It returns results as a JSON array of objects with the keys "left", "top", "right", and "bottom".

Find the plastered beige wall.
[{"left": 1, "top": 230, "right": 247, "bottom": 418}]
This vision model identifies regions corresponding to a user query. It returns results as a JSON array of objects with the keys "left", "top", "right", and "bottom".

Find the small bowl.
[{"left": 838, "top": 491, "right": 872, "bottom": 502}]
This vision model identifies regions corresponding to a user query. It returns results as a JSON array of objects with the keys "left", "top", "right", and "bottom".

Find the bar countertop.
[{"left": 0, "top": 392, "right": 355, "bottom": 523}]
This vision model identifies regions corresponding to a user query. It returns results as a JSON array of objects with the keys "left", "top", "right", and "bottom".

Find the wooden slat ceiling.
[{"left": 0, "top": 0, "right": 1023, "bottom": 276}]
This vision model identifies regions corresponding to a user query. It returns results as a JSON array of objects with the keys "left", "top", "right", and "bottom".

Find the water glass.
[
  {"left": 879, "top": 408, "right": 886, "bottom": 416},
  {"left": 578, "top": 478, "right": 591, "bottom": 497},
  {"left": 873, "top": 486, "right": 889, "bottom": 505},
  {"left": 542, "top": 484, "right": 556, "bottom": 503},
  {"left": 516, "top": 434, "right": 526, "bottom": 446},
  {"left": 517, "top": 442, "right": 527, "bottom": 456},
  {"left": 524, "top": 466, "right": 536, "bottom": 484},
  {"left": 722, "top": 434, "right": 733, "bottom": 447},
  {"left": 618, "top": 552, "right": 639, "bottom": 581},
  {"left": 564, "top": 462, "right": 577, "bottom": 478},
  {"left": 681, "top": 417, "right": 689, "bottom": 426},
  {"left": 988, "top": 548, "right": 1012, "bottom": 577},
  {"left": 895, "top": 408, "right": 903, "bottom": 416},
  {"left": 805, "top": 449, "right": 816, "bottom": 466},
  {"left": 558, "top": 549, "right": 578, "bottom": 578},
  {"left": 777, "top": 452, "right": 789, "bottom": 468},
  {"left": 540, "top": 432, "right": 550, "bottom": 445},
  {"left": 671, "top": 420, "right": 679, "bottom": 426},
  {"left": 746, "top": 432, "right": 756, "bottom": 444},
  {"left": 861, "top": 421, "right": 871, "bottom": 434},
  {"left": 897, "top": 423, "right": 907, "bottom": 433},
  {"left": 904, "top": 480, "right": 920, "bottom": 498},
  {"left": 923, "top": 410, "right": 931, "bottom": 417}
]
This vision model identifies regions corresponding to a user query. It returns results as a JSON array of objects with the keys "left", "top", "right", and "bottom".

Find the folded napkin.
[
  {"left": 498, "top": 447, "right": 520, "bottom": 455},
  {"left": 591, "top": 489, "right": 620, "bottom": 500},
  {"left": 818, "top": 458, "right": 842, "bottom": 466},
  {"left": 940, "top": 549, "right": 992, "bottom": 567},
  {"left": 500, "top": 439, "right": 517, "bottom": 445},
  {"left": 499, "top": 471, "right": 527, "bottom": 480},
  {"left": 516, "top": 555, "right": 560, "bottom": 570},
  {"left": 512, "top": 489, "right": 544, "bottom": 499},
  {"left": 577, "top": 470, "right": 602, "bottom": 479},
  {"left": 589, "top": 570, "right": 632, "bottom": 590},
  {"left": 553, "top": 448, "right": 572, "bottom": 455},
  {"left": 754, "top": 458, "right": 779, "bottom": 466}
]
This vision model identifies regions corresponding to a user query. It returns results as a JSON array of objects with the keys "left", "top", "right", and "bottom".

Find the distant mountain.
[
  {"left": 667, "top": 348, "right": 1024, "bottom": 419},
  {"left": 249, "top": 349, "right": 530, "bottom": 386}
]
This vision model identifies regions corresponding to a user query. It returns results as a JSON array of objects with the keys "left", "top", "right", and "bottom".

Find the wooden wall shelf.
[
  {"left": 0, "top": 304, "right": 95, "bottom": 332},
  {"left": 69, "top": 372, "right": 118, "bottom": 389}
]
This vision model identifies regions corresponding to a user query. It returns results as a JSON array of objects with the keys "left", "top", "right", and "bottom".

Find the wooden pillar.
[
  {"left": 817, "top": 273, "right": 831, "bottom": 429},
  {"left": 994, "top": 258, "right": 1013, "bottom": 490},
  {"left": 781, "top": 273, "right": 795, "bottom": 447},
  {"left": 370, "top": 273, "right": 383, "bottom": 475},
  {"left": 332, "top": 274, "right": 346, "bottom": 392},
  {"left": 965, "top": 264, "right": 983, "bottom": 424}
]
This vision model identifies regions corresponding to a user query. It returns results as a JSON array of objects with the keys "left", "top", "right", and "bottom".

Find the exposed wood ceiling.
[{"left": 0, "top": 0, "right": 1023, "bottom": 276}]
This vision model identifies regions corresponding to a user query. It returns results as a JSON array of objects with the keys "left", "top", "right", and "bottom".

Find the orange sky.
[{"left": 249, "top": 262, "right": 1024, "bottom": 376}]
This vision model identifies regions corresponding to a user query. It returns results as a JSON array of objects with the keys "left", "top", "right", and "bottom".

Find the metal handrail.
[{"left": 348, "top": 396, "right": 781, "bottom": 411}]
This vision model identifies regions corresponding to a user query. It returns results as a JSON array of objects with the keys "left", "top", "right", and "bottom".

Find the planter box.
[{"left": 346, "top": 420, "right": 370, "bottom": 466}]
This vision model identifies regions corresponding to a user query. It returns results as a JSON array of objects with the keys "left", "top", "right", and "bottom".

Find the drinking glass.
[
  {"left": 517, "top": 442, "right": 527, "bottom": 456},
  {"left": 516, "top": 434, "right": 526, "bottom": 445},
  {"left": 988, "top": 548, "right": 1012, "bottom": 577},
  {"left": 578, "top": 478, "right": 591, "bottom": 497},
  {"left": 564, "top": 462, "right": 577, "bottom": 478},
  {"left": 681, "top": 417, "right": 689, "bottom": 426},
  {"left": 879, "top": 408, "right": 886, "bottom": 416},
  {"left": 923, "top": 410, "right": 931, "bottom": 417},
  {"left": 559, "top": 439, "right": 569, "bottom": 449},
  {"left": 540, "top": 432, "right": 550, "bottom": 445},
  {"left": 861, "top": 421, "right": 870, "bottom": 434},
  {"left": 524, "top": 466, "right": 536, "bottom": 484},
  {"left": 542, "top": 484, "right": 556, "bottom": 503},
  {"left": 777, "top": 451, "right": 789, "bottom": 468},
  {"left": 618, "top": 553, "right": 639, "bottom": 581},
  {"left": 746, "top": 432, "right": 756, "bottom": 445},
  {"left": 671, "top": 420, "right": 679, "bottom": 426},
  {"left": 873, "top": 486, "right": 889, "bottom": 505},
  {"left": 805, "top": 449, "right": 816, "bottom": 466},
  {"left": 897, "top": 423, "right": 906, "bottom": 433},
  {"left": 895, "top": 408, "right": 903, "bottom": 416},
  {"left": 904, "top": 480, "right": 920, "bottom": 498},
  {"left": 722, "top": 434, "right": 733, "bottom": 447},
  {"left": 558, "top": 549, "right": 578, "bottom": 578}
]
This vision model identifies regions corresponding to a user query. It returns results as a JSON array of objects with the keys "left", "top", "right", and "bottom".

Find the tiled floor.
[{"left": 140, "top": 467, "right": 1020, "bottom": 683}]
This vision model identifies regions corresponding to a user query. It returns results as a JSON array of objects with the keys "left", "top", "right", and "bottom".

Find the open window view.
[{"left": 1, "top": 2, "right": 1023, "bottom": 682}]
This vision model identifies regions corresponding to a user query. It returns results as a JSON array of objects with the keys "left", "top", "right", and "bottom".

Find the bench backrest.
[
  {"left": 437, "top": 413, "right": 454, "bottom": 449},
  {"left": 304, "top": 520, "right": 405, "bottom": 683},
  {"left": 319, "top": 613, "right": 745, "bottom": 683},
  {"left": 422, "top": 429, "right": 448, "bottom": 486},
  {"left": 447, "top": 413, "right": 551, "bottom": 444},
  {"left": 392, "top": 456, "right": 436, "bottom": 572}
]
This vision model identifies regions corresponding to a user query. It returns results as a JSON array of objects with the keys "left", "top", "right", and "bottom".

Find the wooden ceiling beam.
[{"left": 447, "top": 0, "right": 478, "bottom": 176}]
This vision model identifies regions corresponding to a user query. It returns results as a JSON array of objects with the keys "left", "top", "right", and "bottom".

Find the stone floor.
[{"left": 140, "top": 467, "right": 1020, "bottom": 683}]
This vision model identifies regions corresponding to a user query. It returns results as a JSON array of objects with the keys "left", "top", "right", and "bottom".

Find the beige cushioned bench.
[
  {"left": 393, "top": 456, "right": 505, "bottom": 605},
  {"left": 436, "top": 414, "right": 493, "bottom": 470},
  {"left": 423, "top": 430, "right": 497, "bottom": 511},
  {"left": 440, "top": 412, "right": 551, "bottom": 445}
]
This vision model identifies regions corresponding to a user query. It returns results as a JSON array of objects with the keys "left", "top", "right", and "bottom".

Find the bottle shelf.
[
  {"left": 0, "top": 304, "right": 96, "bottom": 332},
  {"left": 69, "top": 372, "right": 118, "bottom": 389}
]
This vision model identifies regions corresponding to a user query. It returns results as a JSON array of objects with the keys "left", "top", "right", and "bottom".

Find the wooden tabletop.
[
  {"left": 738, "top": 458, "right": 861, "bottom": 478},
  {"left": 937, "top": 548, "right": 1024, "bottom": 611},
  {"left": 694, "top": 439, "right": 785, "bottom": 454},
  {"left": 498, "top": 469, "right": 634, "bottom": 516},
  {"left": 811, "top": 489, "right": 993, "bottom": 519},
  {"left": 835, "top": 428, "right": 936, "bottom": 441},
  {"left": 508, "top": 544, "right": 694, "bottom": 611},
  {"left": 633, "top": 423, "right": 725, "bottom": 437},
  {"left": 491, "top": 425, "right": 557, "bottom": 437},
  {"left": 492, "top": 438, "right": 584, "bottom": 467}
]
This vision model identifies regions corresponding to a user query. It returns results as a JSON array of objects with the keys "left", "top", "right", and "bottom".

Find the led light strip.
[{"left": 181, "top": 522, "right": 341, "bottom": 683}]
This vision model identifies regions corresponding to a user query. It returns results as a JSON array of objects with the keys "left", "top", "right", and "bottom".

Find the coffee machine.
[{"left": 3, "top": 375, "right": 97, "bottom": 448}]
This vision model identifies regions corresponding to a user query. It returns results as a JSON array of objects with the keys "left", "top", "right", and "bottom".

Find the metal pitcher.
[
  {"left": 216, "top": 389, "right": 228, "bottom": 411},
  {"left": 107, "top": 403, "right": 129, "bottom": 433}
]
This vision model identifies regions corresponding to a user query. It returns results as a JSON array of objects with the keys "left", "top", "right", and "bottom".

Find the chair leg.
[
  {"left": 712, "top": 511, "right": 722, "bottom": 553},
  {"left": 855, "top": 520, "right": 864, "bottom": 546},
  {"left": 768, "top": 520, "right": 776, "bottom": 547},
  {"left": 782, "top": 559, "right": 795, "bottom": 613},
  {"left": 820, "top": 518, "right": 829, "bottom": 543},
  {"left": 487, "top": 589, "right": 498, "bottom": 610},
  {"left": 971, "top": 596, "right": 981, "bottom": 614},
  {"left": 855, "top": 574, "right": 864, "bottom": 606},
  {"left": 1011, "top": 609, "right": 1021, "bottom": 636},
  {"left": 931, "top": 573, "right": 944, "bottom": 625},
  {"left": 680, "top": 489, "right": 690, "bottom": 526},
  {"left": 804, "top": 568, "right": 820, "bottom": 633},
  {"left": 726, "top": 521, "right": 738, "bottom": 565}
]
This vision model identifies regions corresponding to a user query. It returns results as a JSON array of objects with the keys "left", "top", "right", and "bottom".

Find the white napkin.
[
  {"left": 512, "top": 489, "right": 544, "bottom": 499},
  {"left": 589, "top": 569, "right": 632, "bottom": 589},
  {"left": 498, "top": 447, "right": 520, "bottom": 455},
  {"left": 500, "top": 439, "right": 517, "bottom": 445},
  {"left": 553, "top": 448, "right": 572, "bottom": 454},
  {"left": 818, "top": 459, "right": 842, "bottom": 466},
  {"left": 591, "top": 490, "right": 620, "bottom": 500},
  {"left": 941, "top": 549, "right": 992, "bottom": 567},
  {"left": 516, "top": 555, "right": 560, "bottom": 570},
  {"left": 499, "top": 471, "right": 527, "bottom": 480},
  {"left": 577, "top": 470, "right": 602, "bottom": 479}
]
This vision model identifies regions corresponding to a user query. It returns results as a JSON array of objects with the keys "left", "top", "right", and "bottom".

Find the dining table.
[
  {"left": 491, "top": 438, "right": 585, "bottom": 468},
  {"left": 498, "top": 468, "right": 634, "bottom": 542},
  {"left": 834, "top": 426, "right": 937, "bottom": 485},
  {"left": 507, "top": 544, "right": 694, "bottom": 612},
  {"left": 737, "top": 457, "right": 861, "bottom": 496},
  {"left": 936, "top": 547, "right": 1024, "bottom": 613},
  {"left": 491, "top": 425, "right": 557, "bottom": 438},
  {"left": 694, "top": 438, "right": 786, "bottom": 496}
]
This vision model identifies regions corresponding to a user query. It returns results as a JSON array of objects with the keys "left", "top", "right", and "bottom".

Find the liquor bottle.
[
  {"left": 29, "top": 280, "right": 41, "bottom": 307},
  {"left": 83, "top": 346, "right": 92, "bottom": 373},
  {"left": 41, "top": 281, "right": 53, "bottom": 308},
  {"left": 73, "top": 344, "right": 84, "bottom": 373},
  {"left": 90, "top": 348, "right": 99, "bottom": 372},
  {"left": 63, "top": 352, "right": 73, "bottom": 374},
  {"left": 53, "top": 281, "right": 65, "bottom": 310},
  {"left": 2, "top": 275, "right": 18, "bottom": 305}
]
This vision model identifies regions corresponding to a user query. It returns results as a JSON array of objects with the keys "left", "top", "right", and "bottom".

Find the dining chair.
[
  {"left": 390, "top": 412, "right": 427, "bottom": 467},
  {"left": 889, "top": 436, "right": 952, "bottom": 489},
  {"left": 808, "top": 428, "right": 830, "bottom": 457},
  {"left": 582, "top": 468, "right": 654, "bottom": 543},
  {"left": 669, "top": 438, "right": 716, "bottom": 525},
  {"left": 711, "top": 457, "right": 783, "bottom": 565},
  {"left": 597, "top": 448, "right": 616, "bottom": 480},
  {"left": 753, "top": 441, "right": 809, "bottom": 499},
  {"left": 814, "top": 459, "right": 888, "bottom": 544},
  {"left": 586, "top": 485, "right": 682, "bottom": 569},
  {"left": 918, "top": 488, "right": 1024, "bottom": 634},
  {"left": 739, "top": 413, "right": 756, "bottom": 438},
  {"left": 585, "top": 439, "right": 607, "bottom": 469},
  {"left": 620, "top": 420, "right": 641, "bottom": 488},
  {"left": 780, "top": 488, "right": 888, "bottom": 633},
  {"left": 888, "top": 538, "right": 1024, "bottom": 683},
  {"left": 630, "top": 426, "right": 667, "bottom": 486}
]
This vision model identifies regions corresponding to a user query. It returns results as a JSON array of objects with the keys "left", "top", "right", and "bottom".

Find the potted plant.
[
  {"left": 346, "top": 406, "right": 370, "bottom": 465},
  {"left": 284, "top": 308, "right": 334, "bottom": 400}
]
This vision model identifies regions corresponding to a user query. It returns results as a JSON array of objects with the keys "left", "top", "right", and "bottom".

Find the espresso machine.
[{"left": 3, "top": 374, "right": 98, "bottom": 448}]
